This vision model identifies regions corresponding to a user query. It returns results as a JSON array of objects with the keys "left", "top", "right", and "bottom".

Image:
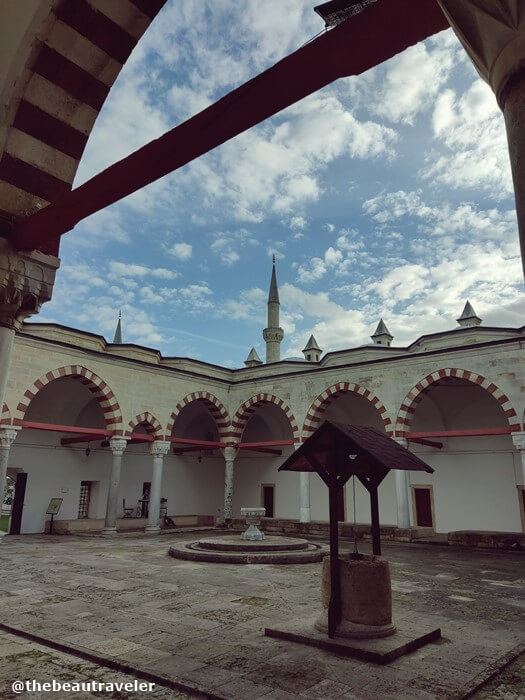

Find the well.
[{"left": 315, "top": 554, "right": 395, "bottom": 639}]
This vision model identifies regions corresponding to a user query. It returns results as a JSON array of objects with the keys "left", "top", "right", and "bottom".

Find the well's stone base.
[
  {"left": 314, "top": 612, "right": 396, "bottom": 639},
  {"left": 265, "top": 617, "right": 441, "bottom": 664}
]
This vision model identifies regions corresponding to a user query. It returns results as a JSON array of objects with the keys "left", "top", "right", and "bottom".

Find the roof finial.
[{"left": 272, "top": 253, "right": 275, "bottom": 265}]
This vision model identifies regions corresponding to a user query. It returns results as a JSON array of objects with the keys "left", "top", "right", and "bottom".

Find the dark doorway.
[
  {"left": 337, "top": 484, "right": 345, "bottom": 521},
  {"left": 414, "top": 487, "right": 433, "bottom": 527},
  {"left": 9, "top": 472, "right": 27, "bottom": 535},
  {"left": 262, "top": 485, "right": 274, "bottom": 517},
  {"left": 141, "top": 482, "right": 151, "bottom": 517}
]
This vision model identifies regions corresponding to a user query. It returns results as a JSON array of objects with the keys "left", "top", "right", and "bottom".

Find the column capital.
[
  {"left": 0, "top": 425, "right": 21, "bottom": 447},
  {"left": 149, "top": 439, "right": 170, "bottom": 457},
  {"left": 511, "top": 431, "right": 525, "bottom": 451},
  {"left": 109, "top": 436, "right": 129, "bottom": 456},
  {"left": 437, "top": 1, "right": 525, "bottom": 108},
  {"left": 221, "top": 446, "right": 238, "bottom": 461},
  {"left": 0, "top": 240, "right": 60, "bottom": 329}
]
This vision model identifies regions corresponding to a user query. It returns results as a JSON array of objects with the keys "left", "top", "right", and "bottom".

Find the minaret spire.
[
  {"left": 113, "top": 310, "right": 122, "bottom": 344},
  {"left": 263, "top": 257, "right": 283, "bottom": 363}
]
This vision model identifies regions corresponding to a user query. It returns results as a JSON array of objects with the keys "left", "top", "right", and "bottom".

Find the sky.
[{"left": 33, "top": 0, "right": 524, "bottom": 367}]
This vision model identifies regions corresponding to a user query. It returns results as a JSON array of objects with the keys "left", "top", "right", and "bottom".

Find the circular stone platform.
[{"left": 169, "top": 535, "right": 326, "bottom": 564}]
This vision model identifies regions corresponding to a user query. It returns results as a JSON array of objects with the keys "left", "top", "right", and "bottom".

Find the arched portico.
[
  {"left": 14, "top": 365, "right": 123, "bottom": 433},
  {"left": 7, "top": 366, "right": 125, "bottom": 533},
  {"left": 126, "top": 412, "right": 163, "bottom": 439},
  {"left": 302, "top": 383, "right": 393, "bottom": 442},
  {"left": 167, "top": 392, "right": 230, "bottom": 442},
  {"left": 396, "top": 368, "right": 520, "bottom": 437},
  {"left": 0, "top": 0, "right": 167, "bottom": 254},
  {"left": 166, "top": 393, "right": 229, "bottom": 521},
  {"left": 230, "top": 394, "right": 299, "bottom": 444},
  {"left": 229, "top": 395, "right": 299, "bottom": 521},
  {"left": 302, "top": 383, "right": 394, "bottom": 524},
  {"left": 396, "top": 368, "right": 522, "bottom": 534}
]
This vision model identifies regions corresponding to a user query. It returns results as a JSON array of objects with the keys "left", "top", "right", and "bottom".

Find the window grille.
[{"left": 78, "top": 481, "right": 91, "bottom": 519}]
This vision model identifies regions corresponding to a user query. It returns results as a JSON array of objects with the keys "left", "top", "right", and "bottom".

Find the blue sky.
[{"left": 34, "top": 0, "right": 524, "bottom": 367}]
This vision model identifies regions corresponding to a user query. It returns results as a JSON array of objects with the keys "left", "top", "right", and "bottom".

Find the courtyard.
[{"left": 0, "top": 531, "right": 523, "bottom": 699}]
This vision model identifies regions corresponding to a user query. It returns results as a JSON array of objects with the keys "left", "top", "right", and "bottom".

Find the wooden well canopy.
[{"left": 279, "top": 420, "right": 434, "bottom": 637}]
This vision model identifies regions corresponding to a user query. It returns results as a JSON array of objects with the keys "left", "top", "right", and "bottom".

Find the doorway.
[
  {"left": 411, "top": 485, "right": 435, "bottom": 528},
  {"left": 261, "top": 484, "right": 274, "bottom": 518},
  {"left": 9, "top": 472, "right": 27, "bottom": 535}
]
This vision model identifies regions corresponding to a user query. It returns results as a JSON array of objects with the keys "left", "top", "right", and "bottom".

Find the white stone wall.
[{"left": 4, "top": 325, "right": 524, "bottom": 534}]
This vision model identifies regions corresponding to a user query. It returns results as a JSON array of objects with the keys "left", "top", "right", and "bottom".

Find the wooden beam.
[
  {"left": 173, "top": 446, "right": 212, "bottom": 454},
  {"left": 237, "top": 440, "right": 295, "bottom": 448},
  {"left": 21, "top": 421, "right": 112, "bottom": 437},
  {"left": 60, "top": 434, "right": 98, "bottom": 445},
  {"left": 10, "top": 0, "right": 448, "bottom": 252},
  {"left": 405, "top": 428, "right": 513, "bottom": 439},
  {"left": 238, "top": 446, "right": 282, "bottom": 455},
  {"left": 407, "top": 437, "right": 443, "bottom": 449},
  {"left": 129, "top": 432, "right": 154, "bottom": 442},
  {"left": 167, "top": 437, "right": 226, "bottom": 448},
  {"left": 328, "top": 481, "right": 341, "bottom": 639}
]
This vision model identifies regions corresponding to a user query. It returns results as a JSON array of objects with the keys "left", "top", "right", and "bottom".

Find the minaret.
[
  {"left": 263, "top": 255, "right": 284, "bottom": 363},
  {"left": 113, "top": 310, "right": 122, "bottom": 343}
]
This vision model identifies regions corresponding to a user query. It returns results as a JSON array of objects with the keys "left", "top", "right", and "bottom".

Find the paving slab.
[{"left": 0, "top": 532, "right": 523, "bottom": 699}]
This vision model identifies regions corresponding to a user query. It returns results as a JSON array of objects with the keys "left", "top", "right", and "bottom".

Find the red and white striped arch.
[
  {"left": 0, "top": 0, "right": 167, "bottom": 254},
  {"left": 0, "top": 403, "right": 11, "bottom": 426},
  {"left": 395, "top": 368, "right": 521, "bottom": 437},
  {"left": 166, "top": 392, "right": 230, "bottom": 441},
  {"left": 14, "top": 365, "right": 123, "bottom": 434},
  {"left": 126, "top": 411, "right": 163, "bottom": 439},
  {"left": 301, "top": 382, "right": 393, "bottom": 441},
  {"left": 230, "top": 394, "right": 300, "bottom": 444}
]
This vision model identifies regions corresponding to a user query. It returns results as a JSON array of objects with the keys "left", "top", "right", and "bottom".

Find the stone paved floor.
[
  {"left": 0, "top": 631, "right": 192, "bottom": 699},
  {"left": 0, "top": 531, "right": 523, "bottom": 699}
]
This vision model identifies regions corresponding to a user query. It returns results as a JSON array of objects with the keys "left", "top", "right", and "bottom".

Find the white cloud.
[
  {"left": 368, "top": 34, "right": 456, "bottom": 125},
  {"left": 210, "top": 229, "right": 259, "bottom": 266},
  {"left": 109, "top": 262, "right": 150, "bottom": 278},
  {"left": 168, "top": 242, "right": 193, "bottom": 260},
  {"left": 421, "top": 80, "right": 512, "bottom": 197}
]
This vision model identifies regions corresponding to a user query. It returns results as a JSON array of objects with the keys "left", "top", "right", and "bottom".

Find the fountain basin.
[{"left": 169, "top": 534, "right": 325, "bottom": 564}]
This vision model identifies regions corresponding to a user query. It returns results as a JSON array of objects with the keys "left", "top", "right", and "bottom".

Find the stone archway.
[
  {"left": 166, "top": 392, "right": 230, "bottom": 441},
  {"left": 230, "top": 394, "right": 300, "bottom": 444},
  {"left": 302, "top": 382, "right": 393, "bottom": 442},
  {"left": 0, "top": 0, "right": 167, "bottom": 253},
  {"left": 14, "top": 364, "right": 123, "bottom": 433},
  {"left": 396, "top": 368, "right": 520, "bottom": 437},
  {"left": 126, "top": 411, "right": 163, "bottom": 439},
  {"left": 0, "top": 403, "right": 11, "bottom": 426}
]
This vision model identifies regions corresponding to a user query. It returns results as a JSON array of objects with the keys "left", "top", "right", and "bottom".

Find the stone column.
[
  {"left": 0, "top": 426, "right": 20, "bottom": 541},
  {"left": 102, "top": 437, "right": 129, "bottom": 535},
  {"left": 511, "top": 431, "right": 525, "bottom": 487},
  {"left": 393, "top": 437, "right": 411, "bottom": 529},
  {"left": 145, "top": 440, "right": 170, "bottom": 533},
  {"left": 299, "top": 470, "right": 311, "bottom": 523},
  {"left": 437, "top": 1, "right": 525, "bottom": 278},
  {"left": 0, "top": 240, "right": 59, "bottom": 518},
  {"left": 221, "top": 446, "right": 237, "bottom": 523}
]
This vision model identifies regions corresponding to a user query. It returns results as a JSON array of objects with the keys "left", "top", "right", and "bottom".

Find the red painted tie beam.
[{"left": 11, "top": 0, "right": 448, "bottom": 253}]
